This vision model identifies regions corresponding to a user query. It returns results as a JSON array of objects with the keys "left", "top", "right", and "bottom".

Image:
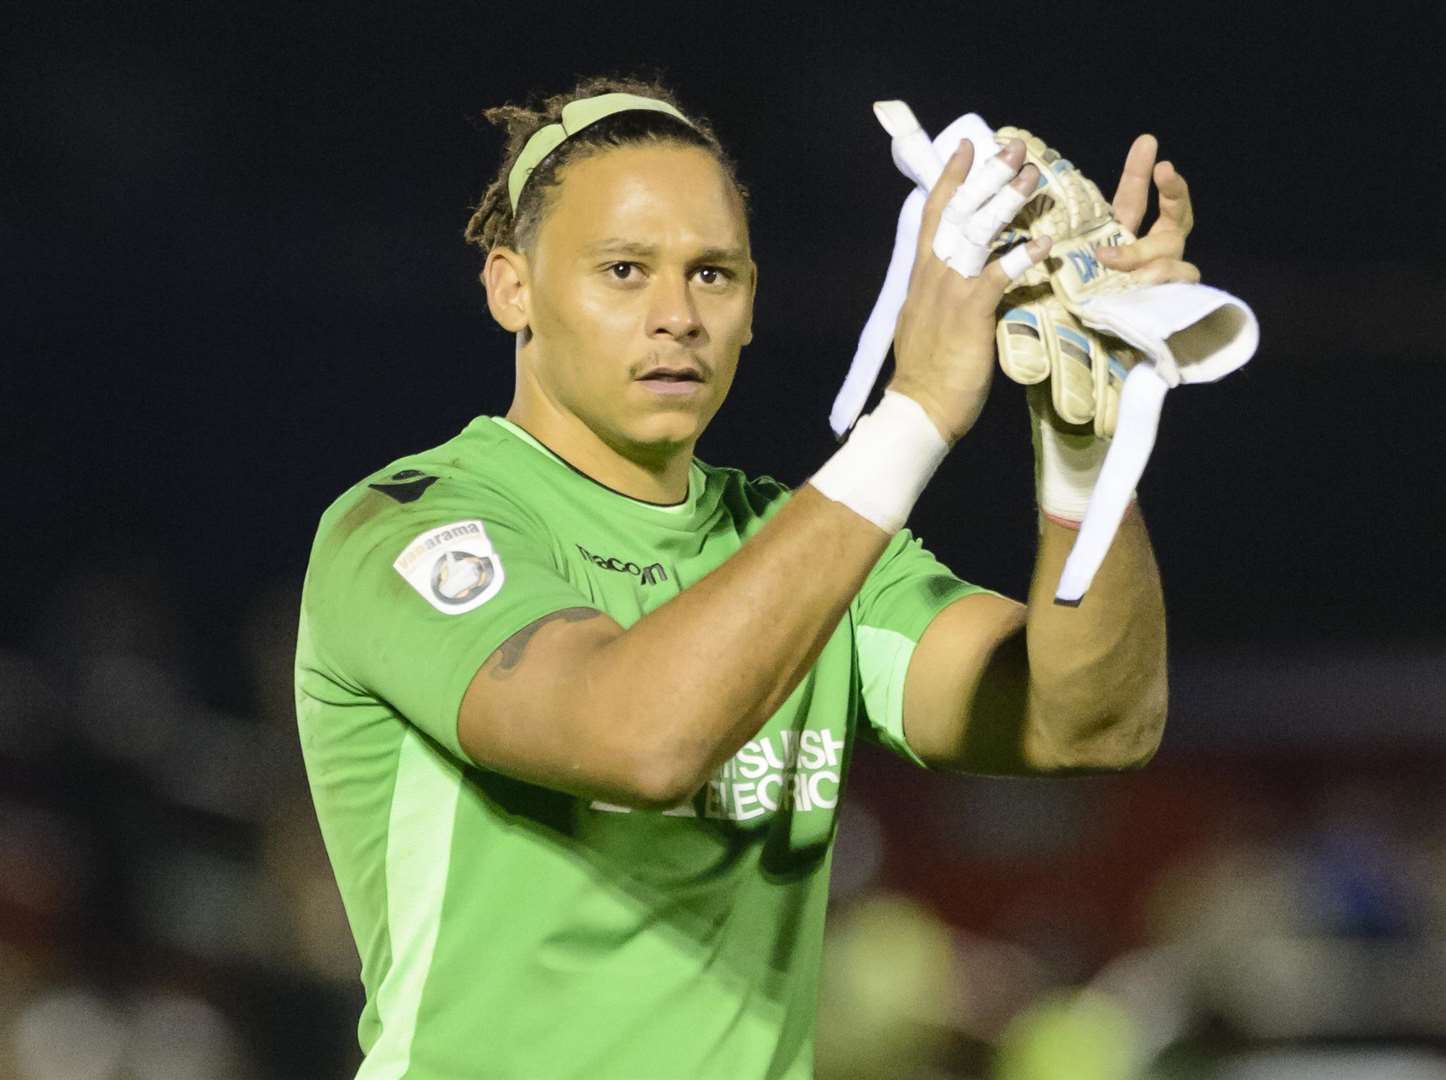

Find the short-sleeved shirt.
[{"left": 295, "top": 416, "right": 990, "bottom": 1080}]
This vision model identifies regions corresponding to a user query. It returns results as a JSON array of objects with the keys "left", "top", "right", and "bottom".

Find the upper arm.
[
  {"left": 852, "top": 527, "right": 1063, "bottom": 775},
  {"left": 902, "top": 588, "right": 1167, "bottom": 776},
  {"left": 453, "top": 605, "right": 701, "bottom": 808},
  {"left": 899, "top": 591, "right": 1044, "bottom": 774},
  {"left": 852, "top": 529, "right": 999, "bottom": 765}
]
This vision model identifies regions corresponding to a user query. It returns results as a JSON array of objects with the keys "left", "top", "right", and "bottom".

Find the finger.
[
  {"left": 1127, "top": 258, "right": 1201, "bottom": 286},
  {"left": 951, "top": 138, "right": 1026, "bottom": 220},
  {"left": 943, "top": 164, "right": 1041, "bottom": 279},
  {"left": 962, "top": 164, "right": 1038, "bottom": 247},
  {"left": 976, "top": 236, "right": 1051, "bottom": 297},
  {"left": 1153, "top": 160, "right": 1194, "bottom": 238},
  {"left": 1095, "top": 229, "right": 1186, "bottom": 270},
  {"left": 931, "top": 140, "right": 1026, "bottom": 266},
  {"left": 1110, "top": 134, "right": 1158, "bottom": 235},
  {"left": 915, "top": 139, "right": 976, "bottom": 279}
]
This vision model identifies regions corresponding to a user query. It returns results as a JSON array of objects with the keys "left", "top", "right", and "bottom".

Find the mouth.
[
  {"left": 636, "top": 366, "right": 706, "bottom": 396},
  {"left": 638, "top": 366, "right": 704, "bottom": 382}
]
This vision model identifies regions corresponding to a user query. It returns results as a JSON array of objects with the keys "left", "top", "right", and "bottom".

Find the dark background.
[
  {"left": 3, "top": 2, "right": 1445, "bottom": 1077},
  {"left": 7, "top": 0, "right": 1444, "bottom": 676}
]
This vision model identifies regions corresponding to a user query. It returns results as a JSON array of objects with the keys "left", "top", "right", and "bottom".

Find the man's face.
[{"left": 519, "top": 143, "right": 756, "bottom": 460}]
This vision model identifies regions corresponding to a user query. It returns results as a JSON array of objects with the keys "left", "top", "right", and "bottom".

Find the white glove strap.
[
  {"left": 1034, "top": 418, "right": 1111, "bottom": 525},
  {"left": 1054, "top": 365, "right": 1168, "bottom": 604},
  {"left": 1078, "top": 283, "right": 1259, "bottom": 388},
  {"left": 810, "top": 391, "right": 949, "bottom": 533}
]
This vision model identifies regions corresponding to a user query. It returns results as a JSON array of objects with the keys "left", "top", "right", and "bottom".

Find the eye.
[
  {"left": 608, "top": 261, "right": 638, "bottom": 280},
  {"left": 695, "top": 266, "right": 730, "bottom": 286}
]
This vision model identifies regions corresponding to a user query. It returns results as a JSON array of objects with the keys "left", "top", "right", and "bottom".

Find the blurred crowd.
[
  {"left": 1, "top": 564, "right": 1443, "bottom": 1079},
  {"left": 1, "top": 567, "right": 360, "bottom": 1079}
]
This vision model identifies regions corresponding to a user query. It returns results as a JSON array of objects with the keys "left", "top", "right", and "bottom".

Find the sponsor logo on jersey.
[
  {"left": 591, "top": 728, "right": 844, "bottom": 820},
  {"left": 575, "top": 544, "right": 668, "bottom": 587},
  {"left": 394, "top": 520, "right": 504, "bottom": 614}
]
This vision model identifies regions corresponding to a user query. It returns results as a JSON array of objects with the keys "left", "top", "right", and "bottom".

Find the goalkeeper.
[{"left": 295, "top": 75, "right": 1197, "bottom": 1080}]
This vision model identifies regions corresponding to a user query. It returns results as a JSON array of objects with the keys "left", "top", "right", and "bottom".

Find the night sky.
[{"left": 6, "top": 1, "right": 1443, "bottom": 710}]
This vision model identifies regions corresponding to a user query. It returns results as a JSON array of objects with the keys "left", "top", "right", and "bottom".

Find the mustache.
[{"left": 630, "top": 351, "right": 713, "bottom": 379}]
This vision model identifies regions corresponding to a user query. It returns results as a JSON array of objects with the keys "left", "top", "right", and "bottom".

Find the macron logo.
[{"left": 576, "top": 544, "right": 668, "bottom": 587}]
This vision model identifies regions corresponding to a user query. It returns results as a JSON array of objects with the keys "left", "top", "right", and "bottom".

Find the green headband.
[{"left": 506, "top": 92, "right": 693, "bottom": 213}]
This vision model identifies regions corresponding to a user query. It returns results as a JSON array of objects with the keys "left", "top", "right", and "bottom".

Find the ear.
[
  {"left": 482, "top": 246, "right": 530, "bottom": 333},
  {"left": 742, "top": 259, "right": 759, "bottom": 345}
]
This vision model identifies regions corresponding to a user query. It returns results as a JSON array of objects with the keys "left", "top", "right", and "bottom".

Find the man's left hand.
[{"left": 1096, "top": 134, "right": 1199, "bottom": 285}]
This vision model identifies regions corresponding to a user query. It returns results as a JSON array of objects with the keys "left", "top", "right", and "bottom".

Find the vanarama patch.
[{"left": 393, "top": 520, "right": 505, "bottom": 614}]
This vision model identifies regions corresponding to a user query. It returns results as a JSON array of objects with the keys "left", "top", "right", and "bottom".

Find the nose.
[{"left": 648, "top": 271, "right": 702, "bottom": 342}]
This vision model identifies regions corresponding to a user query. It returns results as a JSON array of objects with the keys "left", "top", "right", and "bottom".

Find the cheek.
[
  {"left": 707, "top": 296, "right": 753, "bottom": 353},
  {"left": 540, "top": 277, "right": 636, "bottom": 352},
  {"left": 534, "top": 283, "right": 640, "bottom": 398},
  {"left": 573, "top": 285, "right": 640, "bottom": 340},
  {"left": 713, "top": 353, "right": 740, "bottom": 395}
]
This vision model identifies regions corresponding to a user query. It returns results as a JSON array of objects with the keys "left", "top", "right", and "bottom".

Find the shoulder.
[{"left": 307, "top": 418, "right": 547, "bottom": 573}]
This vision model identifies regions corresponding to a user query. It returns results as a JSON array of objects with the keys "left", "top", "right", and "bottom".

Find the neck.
[{"left": 505, "top": 392, "right": 694, "bottom": 505}]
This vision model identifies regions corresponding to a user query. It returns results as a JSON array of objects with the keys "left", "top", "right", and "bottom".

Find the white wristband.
[
  {"left": 1033, "top": 417, "right": 1110, "bottom": 525},
  {"left": 809, "top": 391, "right": 949, "bottom": 533}
]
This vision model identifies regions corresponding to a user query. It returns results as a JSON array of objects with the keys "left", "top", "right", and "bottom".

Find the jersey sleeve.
[
  {"left": 851, "top": 529, "right": 999, "bottom": 767},
  {"left": 303, "top": 476, "right": 593, "bottom": 761}
]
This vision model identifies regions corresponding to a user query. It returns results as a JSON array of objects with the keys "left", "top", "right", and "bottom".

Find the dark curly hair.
[{"left": 463, "top": 73, "right": 750, "bottom": 256}]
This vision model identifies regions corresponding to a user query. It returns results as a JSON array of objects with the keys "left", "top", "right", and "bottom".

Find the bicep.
[
  {"left": 458, "top": 606, "right": 669, "bottom": 803},
  {"left": 901, "top": 590, "right": 1044, "bottom": 774}
]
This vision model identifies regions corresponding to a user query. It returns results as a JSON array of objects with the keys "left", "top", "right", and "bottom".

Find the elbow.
[
  {"left": 610, "top": 742, "right": 710, "bottom": 812},
  {"left": 622, "top": 766, "right": 701, "bottom": 812},
  {"left": 1055, "top": 697, "right": 1167, "bottom": 773},
  {"left": 564, "top": 697, "right": 715, "bottom": 812},
  {"left": 1029, "top": 676, "right": 1168, "bottom": 774},
  {"left": 545, "top": 757, "right": 700, "bottom": 814},
  {"left": 1088, "top": 709, "right": 1165, "bottom": 771}
]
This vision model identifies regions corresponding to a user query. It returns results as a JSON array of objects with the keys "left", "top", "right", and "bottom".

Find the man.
[{"left": 295, "top": 75, "right": 1197, "bottom": 1079}]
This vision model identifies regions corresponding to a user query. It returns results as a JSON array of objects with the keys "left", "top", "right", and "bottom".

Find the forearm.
[
  {"left": 582, "top": 485, "right": 892, "bottom": 791},
  {"left": 1021, "top": 506, "right": 1168, "bottom": 768}
]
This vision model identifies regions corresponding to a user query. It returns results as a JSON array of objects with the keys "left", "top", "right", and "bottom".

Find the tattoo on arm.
[{"left": 487, "top": 607, "right": 601, "bottom": 680}]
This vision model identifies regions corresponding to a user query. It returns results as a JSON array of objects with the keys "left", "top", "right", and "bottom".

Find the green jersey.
[{"left": 295, "top": 416, "right": 989, "bottom": 1079}]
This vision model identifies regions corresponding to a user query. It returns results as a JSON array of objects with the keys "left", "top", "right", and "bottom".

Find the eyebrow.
[{"left": 583, "top": 238, "right": 749, "bottom": 266}]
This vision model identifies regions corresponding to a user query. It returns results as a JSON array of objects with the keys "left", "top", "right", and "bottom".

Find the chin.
[
  {"left": 633, "top": 392, "right": 725, "bottom": 443},
  {"left": 626, "top": 412, "right": 703, "bottom": 452}
]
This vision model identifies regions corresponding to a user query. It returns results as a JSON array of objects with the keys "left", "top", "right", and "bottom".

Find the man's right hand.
[{"left": 888, "top": 138, "right": 1049, "bottom": 444}]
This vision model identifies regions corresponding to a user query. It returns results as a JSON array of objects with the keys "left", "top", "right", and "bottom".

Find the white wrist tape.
[
  {"left": 1033, "top": 419, "right": 1111, "bottom": 525},
  {"left": 809, "top": 391, "right": 949, "bottom": 533}
]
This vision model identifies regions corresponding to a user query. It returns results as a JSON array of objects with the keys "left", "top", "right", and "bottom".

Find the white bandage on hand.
[
  {"left": 876, "top": 99, "right": 1038, "bottom": 283},
  {"left": 932, "top": 156, "right": 1029, "bottom": 277},
  {"left": 808, "top": 391, "right": 949, "bottom": 533},
  {"left": 996, "top": 244, "right": 1038, "bottom": 282}
]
